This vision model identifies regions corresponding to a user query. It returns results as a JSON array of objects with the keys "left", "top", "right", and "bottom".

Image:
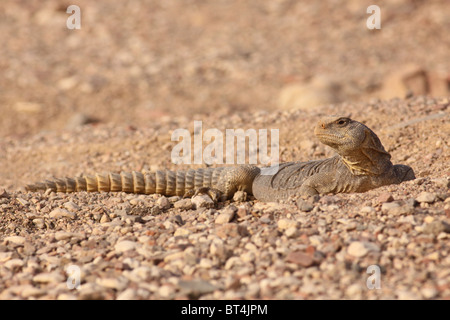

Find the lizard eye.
[{"left": 336, "top": 119, "right": 347, "bottom": 125}]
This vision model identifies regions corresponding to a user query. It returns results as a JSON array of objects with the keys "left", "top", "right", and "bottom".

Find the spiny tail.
[{"left": 25, "top": 168, "right": 226, "bottom": 196}]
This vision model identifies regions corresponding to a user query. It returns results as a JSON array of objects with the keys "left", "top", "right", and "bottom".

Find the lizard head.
[
  {"left": 314, "top": 116, "right": 392, "bottom": 174},
  {"left": 314, "top": 116, "right": 380, "bottom": 153}
]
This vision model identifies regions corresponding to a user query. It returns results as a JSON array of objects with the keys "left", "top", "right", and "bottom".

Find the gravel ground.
[
  {"left": 0, "top": 97, "right": 449, "bottom": 300},
  {"left": 0, "top": 0, "right": 449, "bottom": 300}
]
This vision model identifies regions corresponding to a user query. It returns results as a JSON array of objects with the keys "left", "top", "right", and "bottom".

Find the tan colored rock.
[
  {"left": 192, "top": 194, "right": 215, "bottom": 209},
  {"left": 347, "top": 241, "right": 380, "bottom": 258},
  {"left": 14, "top": 101, "right": 43, "bottom": 114},
  {"left": 49, "top": 208, "right": 76, "bottom": 219},
  {"left": 173, "top": 227, "right": 191, "bottom": 237},
  {"left": 278, "top": 76, "right": 343, "bottom": 110},
  {"left": 379, "top": 64, "right": 427, "bottom": 99},
  {"left": 115, "top": 240, "right": 137, "bottom": 253},
  {"left": 286, "top": 251, "right": 314, "bottom": 267},
  {"left": 428, "top": 71, "right": 450, "bottom": 97},
  {"left": 5, "top": 236, "right": 26, "bottom": 245},
  {"left": 33, "top": 272, "right": 65, "bottom": 284},
  {"left": 215, "top": 208, "right": 236, "bottom": 224}
]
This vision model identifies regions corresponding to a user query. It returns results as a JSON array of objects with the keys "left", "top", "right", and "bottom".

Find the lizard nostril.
[{"left": 321, "top": 123, "right": 325, "bottom": 129}]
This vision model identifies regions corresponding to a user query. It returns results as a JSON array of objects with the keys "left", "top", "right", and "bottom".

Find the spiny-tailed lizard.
[{"left": 25, "top": 116, "right": 415, "bottom": 202}]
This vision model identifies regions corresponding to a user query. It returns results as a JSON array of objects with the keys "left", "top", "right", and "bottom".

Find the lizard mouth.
[{"left": 314, "top": 132, "right": 345, "bottom": 147}]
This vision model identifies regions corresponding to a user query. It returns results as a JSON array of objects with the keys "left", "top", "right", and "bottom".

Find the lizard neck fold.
[
  {"left": 339, "top": 128, "right": 393, "bottom": 176},
  {"left": 340, "top": 152, "right": 392, "bottom": 176}
]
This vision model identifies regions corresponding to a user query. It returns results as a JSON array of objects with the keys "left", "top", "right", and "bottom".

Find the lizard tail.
[{"left": 25, "top": 168, "right": 226, "bottom": 196}]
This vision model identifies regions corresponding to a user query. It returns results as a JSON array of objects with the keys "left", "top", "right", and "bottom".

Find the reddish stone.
[
  {"left": 378, "top": 192, "right": 394, "bottom": 203},
  {"left": 305, "top": 245, "right": 316, "bottom": 255},
  {"left": 215, "top": 223, "right": 249, "bottom": 239},
  {"left": 286, "top": 251, "right": 314, "bottom": 267}
]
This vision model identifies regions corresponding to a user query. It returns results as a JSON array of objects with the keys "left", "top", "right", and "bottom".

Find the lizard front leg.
[{"left": 299, "top": 170, "right": 358, "bottom": 195}]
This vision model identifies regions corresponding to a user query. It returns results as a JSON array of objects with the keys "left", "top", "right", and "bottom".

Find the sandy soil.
[{"left": 0, "top": 0, "right": 449, "bottom": 300}]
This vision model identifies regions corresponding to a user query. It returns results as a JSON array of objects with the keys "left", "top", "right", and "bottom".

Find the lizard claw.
[{"left": 182, "top": 189, "right": 196, "bottom": 199}]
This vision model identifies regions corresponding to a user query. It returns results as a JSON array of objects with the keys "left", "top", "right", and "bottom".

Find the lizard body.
[{"left": 25, "top": 116, "right": 415, "bottom": 201}]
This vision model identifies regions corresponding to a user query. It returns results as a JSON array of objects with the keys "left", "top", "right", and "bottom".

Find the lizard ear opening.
[{"left": 361, "top": 128, "right": 390, "bottom": 157}]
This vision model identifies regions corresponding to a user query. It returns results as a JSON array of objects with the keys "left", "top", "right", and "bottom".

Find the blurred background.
[{"left": 0, "top": 0, "right": 449, "bottom": 138}]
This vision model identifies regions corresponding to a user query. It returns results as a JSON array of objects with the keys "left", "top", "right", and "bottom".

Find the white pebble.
[
  {"left": 5, "top": 236, "right": 26, "bottom": 245},
  {"left": 49, "top": 208, "right": 76, "bottom": 219},
  {"left": 114, "top": 240, "right": 137, "bottom": 253}
]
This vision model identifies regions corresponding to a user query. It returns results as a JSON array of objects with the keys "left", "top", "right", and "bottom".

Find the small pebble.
[
  {"left": 55, "top": 231, "right": 72, "bottom": 241},
  {"left": 156, "top": 196, "right": 171, "bottom": 210},
  {"left": 115, "top": 240, "right": 137, "bottom": 253},
  {"left": 174, "top": 199, "right": 193, "bottom": 210},
  {"left": 378, "top": 192, "right": 394, "bottom": 203},
  {"left": 277, "top": 219, "right": 298, "bottom": 230},
  {"left": 191, "top": 194, "right": 215, "bottom": 209},
  {"left": 286, "top": 251, "right": 314, "bottom": 267},
  {"left": 416, "top": 192, "right": 436, "bottom": 203},
  {"left": 33, "top": 272, "right": 65, "bottom": 284},
  {"left": 347, "top": 241, "right": 379, "bottom": 258},
  {"left": 215, "top": 208, "right": 236, "bottom": 224},
  {"left": 49, "top": 208, "right": 76, "bottom": 219}
]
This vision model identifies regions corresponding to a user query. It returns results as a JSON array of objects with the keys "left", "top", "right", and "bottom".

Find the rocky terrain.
[{"left": 0, "top": 0, "right": 449, "bottom": 300}]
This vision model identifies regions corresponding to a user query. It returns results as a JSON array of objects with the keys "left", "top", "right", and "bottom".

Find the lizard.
[{"left": 25, "top": 116, "right": 415, "bottom": 202}]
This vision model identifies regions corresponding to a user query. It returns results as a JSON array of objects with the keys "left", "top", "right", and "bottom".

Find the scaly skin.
[
  {"left": 25, "top": 116, "right": 415, "bottom": 201},
  {"left": 25, "top": 166, "right": 260, "bottom": 200}
]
